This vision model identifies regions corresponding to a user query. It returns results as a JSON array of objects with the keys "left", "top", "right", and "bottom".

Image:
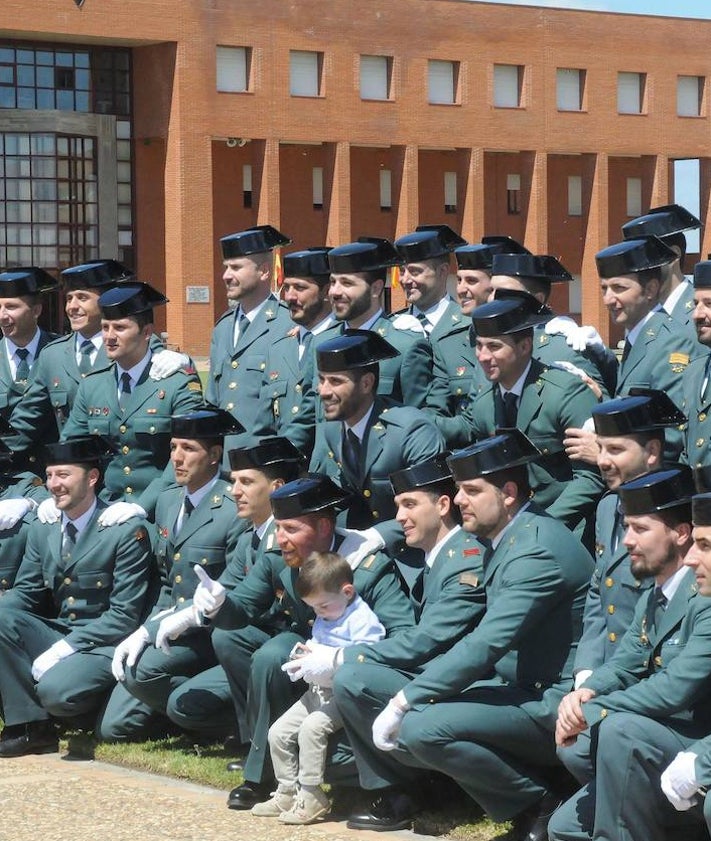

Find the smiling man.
[{"left": 680, "top": 260, "right": 711, "bottom": 470}]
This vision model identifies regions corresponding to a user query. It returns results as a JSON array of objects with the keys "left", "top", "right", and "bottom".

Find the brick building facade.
[{"left": 0, "top": 0, "right": 710, "bottom": 354}]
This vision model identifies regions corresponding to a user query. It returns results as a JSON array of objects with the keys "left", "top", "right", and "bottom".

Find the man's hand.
[
  {"left": 149, "top": 350, "right": 191, "bottom": 380},
  {"left": 192, "top": 565, "right": 226, "bottom": 616},
  {"left": 155, "top": 606, "right": 201, "bottom": 654},
  {"left": 372, "top": 693, "right": 410, "bottom": 751},
  {"left": 555, "top": 687, "right": 595, "bottom": 747},
  {"left": 0, "top": 498, "right": 34, "bottom": 529},
  {"left": 97, "top": 502, "right": 147, "bottom": 527},
  {"left": 661, "top": 752, "right": 701, "bottom": 810},
  {"left": 280, "top": 642, "right": 340, "bottom": 684},
  {"left": 31, "top": 639, "right": 74, "bottom": 681},
  {"left": 37, "top": 498, "right": 60, "bottom": 524},
  {"left": 564, "top": 428, "right": 600, "bottom": 466},
  {"left": 545, "top": 317, "right": 605, "bottom": 353},
  {"left": 111, "top": 626, "right": 150, "bottom": 681}
]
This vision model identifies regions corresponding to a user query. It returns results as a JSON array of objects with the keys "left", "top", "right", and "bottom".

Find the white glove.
[
  {"left": 192, "top": 564, "right": 226, "bottom": 616},
  {"left": 37, "top": 498, "right": 61, "bottom": 524},
  {"left": 661, "top": 752, "right": 701, "bottom": 810},
  {"left": 545, "top": 316, "right": 605, "bottom": 353},
  {"left": 280, "top": 642, "right": 340, "bottom": 685},
  {"left": 149, "top": 350, "right": 191, "bottom": 380},
  {"left": 31, "top": 638, "right": 75, "bottom": 681},
  {"left": 390, "top": 313, "right": 426, "bottom": 335},
  {"left": 336, "top": 526, "right": 385, "bottom": 568},
  {"left": 154, "top": 606, "right": 201, "bottom": 654},
  {"left": 97, "top": 502, "right": 147, "bottom": 527},
  {"left": 0, "top": 498, "right": 34, "bottom": 529},
  {"left": 111, "top": 626, "right": 150, "bottom": 681},
  {"left": 372, "top": 693, "right": 410, "bottom": 751}
]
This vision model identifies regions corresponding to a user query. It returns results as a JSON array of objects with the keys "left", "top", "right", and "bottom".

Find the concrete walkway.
[{"left": 0, "top": 753, "right": 434, "bottom": 841}]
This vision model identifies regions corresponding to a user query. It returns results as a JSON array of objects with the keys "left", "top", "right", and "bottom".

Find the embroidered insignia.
[
  {"left": 463, "top": 547, "right": 481, "bottom": 556},
  {"left": 539, "top": 334, "right": 549, "bottom": 345},
  {"left": 135, "top": 527, "right": 147, "bottom": 541},
  {"left": 147, "top": 408, "right": 157, "bottom": 414},
  {"left": 103, "top": 407, "right": 109, "bottom": 415},
  {"left": 363, "top": 554, "right": 375, "bottom": 569},
  {"left": 459, "top": 572, "right": 480, "bottom": 587},
  {"left": 212, "top": 494, "right": 221, "bottom": 504},
  {"left": 53, "top": 378, "right": 60, "bottom": 387},
  {"left": 447, "top": 549, "right": 455, "bottom": 558},
  {"left": 157, "top": 389, "right": 166, "bottom": 399},
  {"left": 669, "top": 352, "right": 690, "bottom": 370},
  {"left": 187, "top": 382, "right": 202, "bottom": 391},
  {"left": 270, "top": 371, "right": 279, "bottom": 380},
  {"left": 182, "top": 365, "right": 197, "bottom": 375},
  {"left": 266, "top": 534, "right": 274, "bottom": 550},
  {"left": 266, "top": 308, "right": 274, "bottom": 317},
  {"left": 159, "top": 526, "right": 169, "bottom": 538},
  {"left": 456, "top": 366, "right": 466, "bottom": 376}
]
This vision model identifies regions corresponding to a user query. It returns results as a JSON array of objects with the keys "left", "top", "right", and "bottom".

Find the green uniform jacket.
[
  {"left": 682, "top": 348, "right": 711, "bottom": 469},
  {"left": 402, "top": 505, "right": 593, "bottom": 710},
  {"left": 343, "top": 526, "right": 486, "bottom": 671},
  {"left": 574, "top": 491, "right": 653, "bottom": 673},
  {"left": 3, "top": 500, "right": 152, "bottom": 653},
  {"left": 470, "top": 358, "right": 604, "bottom": 531},
  {"left": 145, "top": 476, "right": 243, "bottom": 641},
  {"left": 205, "top": 296, "right": 293, "bottom": 438},
  {"left": 582, "top": 568, "right": 711, "bottom": 734},
  {"left": 0, "top": 329, "right": 59, "bottom": 421},
  {"left": 666, "top": 279, "right": 697, "bottom": 341},
  {"left": 211, "top": 535, "right": 414, "bottom": 639},
  {"left": 61, "top": 356, "right": 203, "bottom": 511},
  {"left": 309, "top": 397, "right": 445, "bottom": 532},
  {"left": 0, "top": 471, "right": 49, "bottom": 593}
]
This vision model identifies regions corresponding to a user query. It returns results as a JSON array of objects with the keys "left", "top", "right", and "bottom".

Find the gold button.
[
  {"left": 608, "top": 632, "right": 616, "bottom": 642},
  {"left": 149, "top": 426, "right": 156, "bottom": 433},
  {"left": 607, "top": 605, "right": 615, "bottom": 614},
  {"left": 231, "top": 360, "right": 238, "bottom": 368},
  {"left": 295, "top": 384, "right": 302, "bottom": 392},
  {"left": 700, "top": 413, "right": 707, "bottom": 422},
  {"left": 456, "top": 388, "right": 462, "bottom": 395},
  {"left": 605, "top": 577, "right": 613, "bottom": 588},
  {"left": 201, "top": 558, "right": 207, "bottom": 565},
  {"left": 372, "top": 510, "right": 379, "bottom": 518},
  {"left": 654, "top": 655, "right": 662, "bottom": 667},
  {"left": 534, "top": 681, "right": 542, "bottom": 689},
  {"left": 92, "top": 428, "right": 99, "bottom": 434},
  {"left": 600, "top": 709, "right": 607, "bottom": 718},
  {"left": 174, "top": 552, "right": 181, "bottom": 561},
  {"left": 363, "top": 489, "right": 371, "bottom": 498},
  {"left": 0, "top": 579, "right": 6, "bottom": 586},
  {"left": 64, "top": 577, "right": 72, "bottom": 585},
  {"left": 67, "top": 596, "right": 75, "bottom": 604},
  {"left": 122, "top": 446, "right": 130, "bottom": 455},
  {"left": 123, "top": 466, "right": 131, "bottom": 475},
  {"left": 357, "top": 654, "right": 365, "bottom": 663},
  {"left": 291, "top": 406, "right": 298, "bottom": 413},
  {"left": 96, "top": 580, "right": 103, "bottom": 588},
  {"left": 174, "top": 574, "right": 182, "bottom": 584},
  {"left": 697, "top": 438, "right": 705, "bottom": 447},
  {"left": 226, "top": 403, "right": 234, "bottom": 410},
  {"left": 126, "top": 487, "right": 133, "bottom": 494},
  {"left": 178, "top": 596, "right": 185, "bottom": 603},
  {"left": 68, "top": 612, "right": 76, "bottom": 621},
  {"left": 229, "top": 382, "right": 236, "bottom": 389},
  {"left": 120, "top": 425, "right": 127, "bottom": 433},
  {"left": 260, "top": 362, "right": 265, "bottom": 370}
]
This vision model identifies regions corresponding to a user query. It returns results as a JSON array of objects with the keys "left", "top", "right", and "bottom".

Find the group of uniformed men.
[{"left": 2, "top": 203, "right": 711, "bottom": 841}]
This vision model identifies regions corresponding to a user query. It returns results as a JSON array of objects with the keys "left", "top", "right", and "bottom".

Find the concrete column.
[
  {"left": 394, "top": 144, "right": 419, "bottom": 237},
  {"left": 325, "top": 141, "right": 351, "bottom": 246},
  {"left": 460, "top": 147, "right": 485, "bottom": 243},
  {"left": 524, "top": 150, "right": 549, "bottom": 254},
  {"left": 581, "top": 152, "right": 610, "bottom": 343}
]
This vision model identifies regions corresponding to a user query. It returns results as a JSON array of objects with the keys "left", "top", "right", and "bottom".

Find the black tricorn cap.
[
  {"left": 170, "top": 408, "right": 244, "bottom": 439},
  {"left": 45, "top": 435, "right": 117, "bottom": 466},
  {"left": 694, "top": 261, "right": 711, "bottom": 289},
  {"left": 0, "top": 267, "right": 59, "bottom": 297},
  {"left": 283, "top": 248, "right": 331, "bottom": 285},
  {"left": 692, "top": 492, "right": 711, "bottom": 526},
  {"left": 220, "top": 225, "right": 291, "bottom": 259},
  {"left": 447, "top": 429, "right": 540, "bottom": 482},
  {"left": 592, "top": 389, "right": 686, "bottom": 437},
  {"left": 327, "top": 237, "right": 401, "bottom": 274},
  {"left": 98, "top": 282, "right": 168, "bottom": 318},
  {"left": 694, "top": 466, "right": 711, "bottom": 495},
  {"left": 270, "top": 474, "right": 351, "bottom": 519},
  {"left": 595, "top": 236, "right": 676, "bottom": 278},
  {"left": 492, "top": 254, "right": 573, "bottom": 284},
  {"left": 454, "top": 244, "right": 497, "bottom": 272},
  {"left": 471, "top": 293, "right": 549, "bottom": 337},
  {"left": 228, "top": 436, "right": 305, "bottom": 472},
  {"left": 316, "top": 329, "right": 399, "bottom": 372},
  {"left": 61, "top": 260, "right": 134, "bottom": 291},
  {"left": 395, "top": 225, "right": 466, "bottom": 262},
  {"left": 618, "top": 466, "right": 694, "bottom": 517},
  {"left": 622, "top": 204, "right": 701, "bottom": 240},
  {"left": 390, "top": 452, "right": 453, "bottom": 495},
  {"left": 481, "top": 235, "right": 531, "bottom": 255}
]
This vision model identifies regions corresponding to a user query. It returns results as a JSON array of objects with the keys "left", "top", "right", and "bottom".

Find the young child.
[{"left": 252, "top": 550, "right": 385, "bottom": 824}]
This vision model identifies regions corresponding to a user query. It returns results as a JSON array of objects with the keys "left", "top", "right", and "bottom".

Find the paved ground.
[{"left": 0, "top": 753, "right": 434, "bottom": 841}]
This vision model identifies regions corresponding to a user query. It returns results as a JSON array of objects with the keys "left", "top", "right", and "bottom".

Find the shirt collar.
[
  {"left": 349, "top": 309, "right": 383, "bottom": 332},
  {"left": 413, "top": 295, "right": 451, "bottom": 329},
  {"left": 184, "top": 471, "right": 221, "bottom": 510},
  {"left": 6, "top": 328, "right": 41, "bottom": 362},
  {"left": 660, "top": 564, "right": 689, "bottom": 603},
  {"left": 76, "top": 331, "right": 103, "bottom": 353},
  {"left": 63, "top": 499, "right": 98, "bottom": 537},
  {"left": 300, "top": 314, "right": 334, "bottom": 342},
  {"left": 662, "top": 279, "right": 691, "bottom": 317},
  {"left": 424, "top": 525, "right": 462, "bottom": 569},
  {"left": 255, "top": 514, "right": 274, "bottom": 540},
  {"left": 625, "top": 309, "right": 656, "bottom": 346},
  {"left": 491, "top": 501, "right": 531, "bottom": 551},
  {"left": 116, "top": 348, "right": 152, "bottom": 385},
  {"left": 345, "top": 403, "right": 375, "bottom": 441},
  {"left": 501, "top": 360, "right": 532, "bottom": 399}
]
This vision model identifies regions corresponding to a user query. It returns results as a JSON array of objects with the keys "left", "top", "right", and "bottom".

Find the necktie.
[
  {"left": 78, "top": 339, "right": 94, "bottom": 375},
  {"left": 251, "top": 530, "right": 261, "bottom": 550},
  {"left": 653, "top": 586, "right": 668, "bottom": 629},
  {"left": 620, "top": 339, "right": 632, "bottom": 366},
  {"left": 701, "top": 354, "right": 711, "bottom": 402},
  {"left": 299, "top": 330, "right": 313, "bottom": 365},
  {"left": 233, "top": 309, "right": 250, "bottom": 346},
  {"left": 118, "top": 371, "right": 132, "bottom": 410},
  {"left": 62, "top": 522, "right": 78, "bottom": 561},
  {"left": 15, "top": 348, "right": 30, "bottom": 383},
  {"left": 416, "top": 311, "right": 432, "bottom": 336},
  {"left": 342, "top": 427, "right": 361, "bottom": 481},
  {"left": 611, "top": 504, "right": 625, "bottom": 554},
  {"left": 175, "top": 496, "right": 194, "bottom": 535},
  {"left": 502, "top": 391, "right": 518, "bottom": 428},
  {"left": 410, "top": 563, "right": 430, "bottom": 606}
]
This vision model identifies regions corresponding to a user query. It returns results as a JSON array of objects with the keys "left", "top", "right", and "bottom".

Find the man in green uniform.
[
  {"left": 550, "top": 467, "right": 711, "bottom": 841},
  {"left": 353, "top": 431, "right": 593, "bottom": 836},
  {"left": 681, "top": 260, "right": 711, "bottom": 470},
  {"left": 0, "top": 436, "right": 152, "bottom": 757}
]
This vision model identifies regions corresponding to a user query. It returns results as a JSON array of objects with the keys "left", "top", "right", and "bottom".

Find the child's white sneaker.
[
  {"left": 278, "top": 787, "right": 331, "bottom": 824},
  {"left": 251, "top": 786, "right": 296, "bottom": 817}
]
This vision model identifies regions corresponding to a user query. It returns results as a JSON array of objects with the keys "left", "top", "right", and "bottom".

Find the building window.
[
  {"left": 494, "top": 64, "right": 523, "bottom": 108},
  {"left": 626, "top": 177, "right": 642, "bottom": 217},
  {"left": 312, "top": 167, "right": 323, "bottom": 210},
  {"left": 290, "top": 50, "right": 322, "bottom": 97},
  {"left": 216, "top": 46, "right": 250, "bottom": 93},
  {"left": 444, "top": 171, "right": 457, "bottom": 213},
  {"left": 618, "top": 72, "right": 646, "bottom": 114},
  {"left": 677, "top": 75, "right": 704, "bottom": 117},
  {"left": 507, "top": 174, "right": 521, "bottom": 215},
  {"left": 242, "top": 164, "right": 252, "bottom": 209},
  {"left": 568, "top": 175, "right": 582, "bottom": 216},
  {"left": 379, "top": 169, "right": 392, "bottom": 211},
  {"left": 557, "top": 68, "right": 584, "bottom": 111},
  {"left": 428, "top": 60, "right": 458, "bottom": 105},
  {"left": 360, "top": 55, "right": 391, "bottom": 101}
]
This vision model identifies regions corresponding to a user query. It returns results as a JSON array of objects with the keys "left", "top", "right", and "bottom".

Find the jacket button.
[
  {"left": 175, "top": 575, "right": 182, "bottom": 584},
  {"left": 608, "top": 632, "right": 616, "bottom": 642}
]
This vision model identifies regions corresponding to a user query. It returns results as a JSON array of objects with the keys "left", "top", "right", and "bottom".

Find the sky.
[{"left": 466, "top": 0, "right": 711, "bottom": 18}]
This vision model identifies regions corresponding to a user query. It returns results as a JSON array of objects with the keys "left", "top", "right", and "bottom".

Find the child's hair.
[{"left": 296, "top": 551, "right": 354, "bottom": 598}]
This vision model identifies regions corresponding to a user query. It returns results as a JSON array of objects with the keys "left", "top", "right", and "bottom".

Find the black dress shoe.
[
  {"left": 227, "top": 780, "right": 273, "bottom": 810},
  {"left": 347, "top": 789, "right": 418, "bottom": 831},
  {"left": 513, "top": 791, "right": 563, "bottom": 841},
  {"left": 0, "top": 720, "right": 58, "bottom": 758},
  {"left": 225, "top": 759, "right": 243, "bottom": 772}
]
